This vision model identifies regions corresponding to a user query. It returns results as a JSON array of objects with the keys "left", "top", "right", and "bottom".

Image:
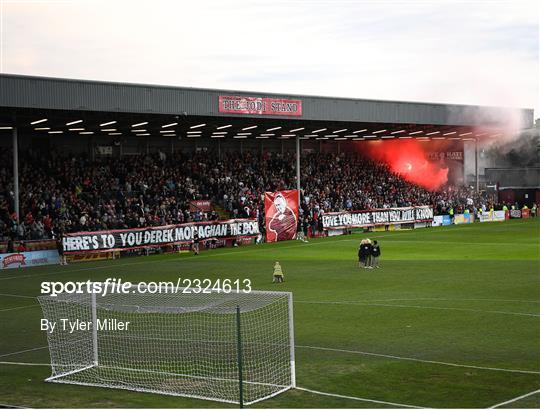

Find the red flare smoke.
[{"left": 358, "top": 139, "right": 449, "bottom": 191}]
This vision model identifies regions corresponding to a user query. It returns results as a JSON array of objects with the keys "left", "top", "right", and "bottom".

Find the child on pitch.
[{"left": 273, "top": 261, "right": 284, "bottom": 283}]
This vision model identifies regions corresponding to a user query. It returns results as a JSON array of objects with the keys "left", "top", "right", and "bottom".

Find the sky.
[{"left": 1, "top": 0, "right": 539, "bottom": 118}]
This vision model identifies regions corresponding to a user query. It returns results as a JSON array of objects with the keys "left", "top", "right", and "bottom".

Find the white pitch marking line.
[
  {"left": 0, "top": 346, "right": 48, "bottom": 358},
  {"left": 0, "top": 293, "right": 36, "bottom": 299},
  {"left": 296, "top": 386, "right": 425, "bottom": 408},
  {"left": 489, "top": 388, "right": 540, "bottom": 408},
  {"left": 0, "top": 304, "right": 39, "bottom": 313},
  {"left": 1, "top": 292, "right": 538, "bottom": 307},
  {"left": 296, "top": 300, "right": 540, "bottom": 318},
  {"left": 363, "top": 298, "right": 540, "bottom": 304},
  {"left": 0, "top": 361, "right": 50, "bottom": 366},
  {"left": 297, "top": 345, "right": 540, "bottom": 375}
]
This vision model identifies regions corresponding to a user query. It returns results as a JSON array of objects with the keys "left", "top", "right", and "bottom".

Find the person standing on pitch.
[
  {"left": 358, "top": 239, "right": 371, "bottom": 269},
  {"left": 364, "top": 239, "right": 373, "bottom": 268},
  {"left": 192, "top": 231, "right": 200, "bottom": 255},
  {"left": 358, "top": 240, "right": 365, "bottom": 268},
  {"left": 370, "top": 240, "right": 381, "bottom": 268},
  {"left": 273, "top": 261, "right": 284, "bottom": 283}
]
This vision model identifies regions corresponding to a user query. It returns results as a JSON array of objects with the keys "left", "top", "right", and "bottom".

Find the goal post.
[{"left": 38, "top": 284, "right": 295, "bottom": 405}]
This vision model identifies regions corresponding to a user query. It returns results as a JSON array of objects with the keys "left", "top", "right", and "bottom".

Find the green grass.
[{"left": 1, "top": 219, "right": 539, "bottom": 408}]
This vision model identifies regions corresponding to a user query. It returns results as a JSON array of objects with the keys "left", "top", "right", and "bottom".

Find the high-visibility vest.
[{"left": 273, "top": 265, "right": 283, "bottom": 277}]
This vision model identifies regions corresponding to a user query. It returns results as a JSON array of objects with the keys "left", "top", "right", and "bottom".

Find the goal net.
[{"left": 38, "top": 284, "right": 295, "bottom": 405}]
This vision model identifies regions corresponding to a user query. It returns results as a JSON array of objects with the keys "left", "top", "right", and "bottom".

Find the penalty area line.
[
  {"left": 0, "top": 361, "right": 50, "bottom": 366},
  {"left": 0, "top": 346, "right": 48, "bottom": 358},
  {"left": 296, "top": 300, "right": 540, "bottom": 318},
  {"left": 489, "top": 388, "right": 540, "bottom": 408},
  {"left": 297, "top": 345, "right": 540, "bottom": 375},
  {"left": 296, "top": 386, "right": 425, "bottom": 408}
]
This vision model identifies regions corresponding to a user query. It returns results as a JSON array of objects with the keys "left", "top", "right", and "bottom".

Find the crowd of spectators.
[{"left": 0, "top": 149, "right": 498, "bottom": 242}]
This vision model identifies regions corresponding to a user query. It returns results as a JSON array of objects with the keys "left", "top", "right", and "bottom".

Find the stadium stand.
[{"left": 0, "top": 148, "right": 497, "bottom": 242}]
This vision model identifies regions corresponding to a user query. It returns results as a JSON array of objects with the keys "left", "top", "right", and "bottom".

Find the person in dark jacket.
[
  {"left": 370, "top": 240, "right": 381, "bottom": 268},
  {"left": 358, "top": 239, "right": 372, "bottom": 269}
]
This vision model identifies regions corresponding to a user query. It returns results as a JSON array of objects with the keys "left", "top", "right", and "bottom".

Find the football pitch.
[{"left": 1, "top": 219, "right": 539, "bottom": 408}]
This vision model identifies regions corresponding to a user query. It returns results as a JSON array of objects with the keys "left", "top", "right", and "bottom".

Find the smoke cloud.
[{"left": 357, "top": 139, "right": 449, "bottom": 191}]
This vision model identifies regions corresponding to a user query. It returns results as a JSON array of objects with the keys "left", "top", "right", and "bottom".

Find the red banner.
[
  {"left": 189, "top": 200, "right": 213, "bottom": 212},
  {"left": 264, "top": 190, "right": 299, "bottom": 242},
  {"left": 219, "top": 96, "right": 302, "bottom": 116}
]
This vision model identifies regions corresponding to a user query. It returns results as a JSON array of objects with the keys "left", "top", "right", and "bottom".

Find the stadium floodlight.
[
  {"left": 399, "top": 136, "right": 412, "bottom": 139},
  {"left": 187, "top": 134, "right": 201, "bottom": 138},
  {"left": 409, "top": 131, "right": 423, "bottom": 135},
  {"left": 332, "top": 129, "right": 347, "bottom": 133},
  {"left": 233, "top": 135, "right": 248, "bottom": 139},
  {"left": 211, "top": 135, "right": 226, "bottom": 138},
  {"left": 80, "top": 131, "right": 94, "bottom": 135},
  {"left": 256, "top": 136, "right": 270, "bottom": 139},
  {"left": 242, "top": 125, "right": 257, "bottom": 130},
  {"left": 108, "top": 133, "right": 122, "bottom": 136},
  {"left": 132, "top": 122, "right": 148, "bottom": 128},
  {"left": 281, "top": 134, "right": 295, "bottom": 137},
  {"left": 459, "top": 132, "right": 472, "bottom": 136},
  {"left": 131, "top": 129, "right": 147, "bottom": 133},
  {"left": 68, "top": 128, "right": 84, "bottom": 131},
  {"left": 212, "top": 132, "right": 228, "bottom": 135},
  {"left": 425, "top": 131, "right": 440, "bottom": 135},
  {"left": 236, "top": 132, "right": 252, "bottom": 136},
  {"left": 137, "top": 133, "right": 151, "bottom": 136},
  {"left": 372, "top": 129, "right": 386, "bottom": 134},
  {"left": 381, "top": 136, "right": 394, "bottom": 139},
  {"left": 260, "top": 133, "right": 274, "bottom": 137},
  {"left": 334, "top": 137, "right": 347, "bottom": 140},
  {"left": 0, "top": 126, "right": 13, "bottom": 130},
  {"left": 35, "top": 127, "right": 51, "bottom": 131},
  {"left": 190, "top": 123, "right": 206, "bottom": 129},
  {"left": 312, "top": 128, "right": 327, "bottom": 133},
  {"left": 266, "top": 126, "right": 282, "bottom": 131},
  {"left": 38, "top": 285, "right": 295, "bottom": 406},
  {"left": 353, "top": 137, "right": 365, "bottom": 140},
  {"left": 187, "top": 131, "right": 201, "bottom": 134},
  {"left": 162, "top": 122, "right": 178, "bottom": 128},
  {"left": 364, "top": 135, "right": 378, "bottom": 138},
  {"left": 159, "top": 130, "right": 175, "bottom": 133},
  {"left": 391, "top": 130, "right": 405, "bottom": 134},
  {"left": 66, "top": 120, "right": 83, "bottom": 126},
  {"left": 289, "top": 127, "right": 304, "bottom": 132},
  {"left": 443, "top": 131, "right": 456, "bottom": 136},
  {"left": 101, "top": 129, "right": 116, "bottom": 132},
  {"left": 31, "top": 118, "right": 48, "bottom": 125},
  {"left": 48, "top": 131, "right": 63, "bottom": 134},
  {"left": 418, "top": 137, "right": 430, "bottom": 141},
  {"left": 217, "top": 125, "right": 232, "bottom": 129},
  {"left": 352, "top": 129, "right": 367, "bottom": 134},
  {"left": 316, "top": 137, "right": 328, "bottom": 140},
  {"left": 100, "top": 121, "right": 117, "bottom": 127}
]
